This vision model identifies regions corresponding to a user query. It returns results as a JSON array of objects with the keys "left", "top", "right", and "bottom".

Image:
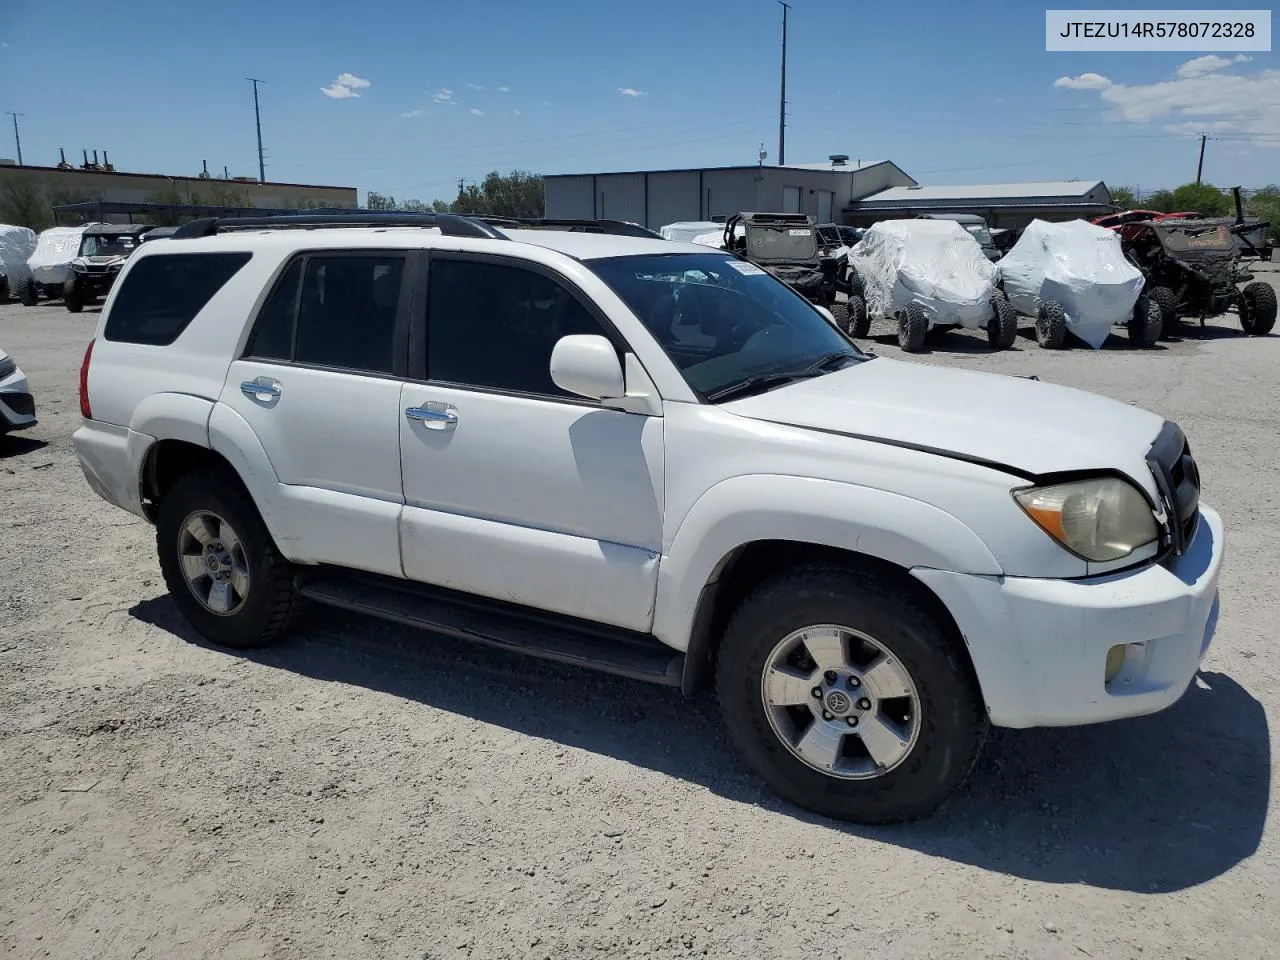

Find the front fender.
[{"left": 652, "top": 474, "right": 1001, "bottom": 650}]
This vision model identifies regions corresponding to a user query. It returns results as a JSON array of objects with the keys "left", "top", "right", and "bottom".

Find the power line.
[{"left": 5, "top": 112, "right": 22, "bottom": 165}]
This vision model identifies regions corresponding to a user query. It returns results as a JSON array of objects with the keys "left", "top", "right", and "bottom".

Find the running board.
[{"left": 297, "top": 570, "right": 684, "bottom": 687}]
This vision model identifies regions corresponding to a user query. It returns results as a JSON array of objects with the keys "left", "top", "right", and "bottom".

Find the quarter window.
[
  {"left": 426, "top": 259, "right": 608, "bottom": 397},
  {"left": 105, "top": 252, "right": 252, "bottom": 346}
]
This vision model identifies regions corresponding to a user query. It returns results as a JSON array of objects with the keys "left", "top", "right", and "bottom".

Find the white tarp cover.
[
  {"left": 660, "top": 221, "right": 723, "bottom": 243},
  {"left": 691, "top": 230, "right": 726, "bottom": 249},
  {"left": 848, "top": 219, "right": 997, "bottom": 328},
  {"left": 998, "top": 218, "right": 1144, "bottom": 349},
  {"left": 0, "top": 224, "right": 38, "bottom": 283},
  {"left": 27, "top": 225, "right": 88, "bottom": 285}
]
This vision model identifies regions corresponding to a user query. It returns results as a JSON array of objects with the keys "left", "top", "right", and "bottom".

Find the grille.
[{"left": 1147, "top": 420, "right": 1200, "bottom": 556}]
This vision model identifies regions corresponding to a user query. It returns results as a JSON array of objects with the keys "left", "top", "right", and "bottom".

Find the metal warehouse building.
[
  {"left": 543, "top": 157, "right": 917, "bottom": 228},
  {"left": 846, "top": 181, "right": 1114, "bottom": 229}
]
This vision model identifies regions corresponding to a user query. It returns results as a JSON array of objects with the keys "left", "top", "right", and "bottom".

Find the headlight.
[
  {"left": 0, "top": 356, "right": 16, "bottom": 380},
  {"left": 1013, "top": 476, "right": 1158, "bottom": 563},
  {"left": 72, "top": 261, "right": 87, "bottom": 272}
]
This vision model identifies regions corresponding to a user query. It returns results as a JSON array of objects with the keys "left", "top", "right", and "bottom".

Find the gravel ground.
[{"left": 2, "top": 268, "right": 1278, "bottom": 960}]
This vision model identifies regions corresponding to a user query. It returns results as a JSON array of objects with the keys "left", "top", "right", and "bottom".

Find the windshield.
[
  {"left": 744, "top": 225, "right": 818, "bottom": 260},
  {"left": 587, "top": 253, "right": 868, "bottom": 401},
  {"left": 80, "top": 234, "right": 137, "bottom": 257},
  {"left": 963, "top": 224, "right": 993, "bottom": 245}
]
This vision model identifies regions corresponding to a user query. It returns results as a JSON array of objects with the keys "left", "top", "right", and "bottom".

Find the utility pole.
[
  {"left": 457, "top": 177, "right": 465, "bottom": 195},
  {"left": 5, "top": 112, "right": 23, "bottom": 165},
  {"left": 778, "top": 1, "right": 790, "bottom": 166},
  {"left": 1196, "top": 133, "right": 1207, "bottom": 185},
  {"left": 247, "top": 78, "right": 266, "bottom": 183}
]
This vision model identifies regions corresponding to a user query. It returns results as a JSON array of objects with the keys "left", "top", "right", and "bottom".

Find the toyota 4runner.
[{"left": 73, "top": 212, "right": 1223, "bottom": 824}]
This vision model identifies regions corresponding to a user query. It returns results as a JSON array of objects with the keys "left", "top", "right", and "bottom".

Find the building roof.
[
  {"left": 857, "top": 180, "right": 1106, "bottom": 205},
  {"left": 545, "top": 159, "right": 903, "bottom": 179},
  {"left": 0, "top": 162, "right": 356, "bottom": 192},
  {"left": 781, "top": 160, "right": 888, "bottom": 172}
]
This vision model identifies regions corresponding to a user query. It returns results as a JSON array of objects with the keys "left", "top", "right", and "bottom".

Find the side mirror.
[{"left": 550, "top": 334, "right": 624, "bottom": 401}]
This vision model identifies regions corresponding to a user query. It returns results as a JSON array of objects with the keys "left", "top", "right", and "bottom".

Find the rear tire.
[
  {"left": 1127, "top": 295, "right": 1163, "bottom": 347},
  {"left": 1239, "top": 281, "right": 1277, "bottom": 336},
  {"left": 987, "top": 291, "right": 1018, "bottom": 349},
  {"left": 898, "top": 301, "right": 928, "bottom": 352},
  {"left": 1035, "top": 300, "right": 1067, "bottom": 349},
  {"left": 834, "top": 294, "right": 870, "bottom": 337},
  {"left": 15, "top": 276, "right": 36, "bottom": 306},
  {"left": 1147, "top": 285, "right": 1178, "bottom": 339},
  {"left": 715, "top": 565, "right": 988, "bottom": 824},
  {"left": 63, "top": 277, "right": 83, "bottom": 313},
  {"left": 156, "top": 470, "right": 300, "bottom": 649}
]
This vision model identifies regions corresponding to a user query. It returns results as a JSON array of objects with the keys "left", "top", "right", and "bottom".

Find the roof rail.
[
  {"left": 475, "top": 216, "right": 663, "bottom": 239},
  {"left": 170, "top": 212, "right": 509, "bottom": 241}
]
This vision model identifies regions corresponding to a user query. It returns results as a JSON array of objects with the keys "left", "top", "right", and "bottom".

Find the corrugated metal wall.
[
  {"left": 595, "top": 174, "right": 646, "bottom": 224},
  {"left": 543, "top": 175, "right": 594, "bottom": 219},
  {"left": 646, "top": 171, "right": 699, "bottom": 228}
]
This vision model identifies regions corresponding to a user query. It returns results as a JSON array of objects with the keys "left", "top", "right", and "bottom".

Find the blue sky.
[{"left": 1, "top": 0, "right": 1275, "bottom": 204}]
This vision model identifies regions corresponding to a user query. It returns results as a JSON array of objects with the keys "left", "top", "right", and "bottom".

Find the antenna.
[
  {"left": 5, "top": 112, "right": 23, "bottom": 165},
  {"left": 247, "top": 78, "right": 266, "bottom": 182}
]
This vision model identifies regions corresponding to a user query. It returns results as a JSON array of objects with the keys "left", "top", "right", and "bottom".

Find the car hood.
[{"left": 720, "top": 357, "right": 1165, "bottom": 478}]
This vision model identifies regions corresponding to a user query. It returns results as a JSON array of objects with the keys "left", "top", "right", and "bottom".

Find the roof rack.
[
  {"left": 170, "top": 212, "right": 508, "bottom": 241},
  {"left": 475, "top": 216, "right": 663, "bottom": 239}
]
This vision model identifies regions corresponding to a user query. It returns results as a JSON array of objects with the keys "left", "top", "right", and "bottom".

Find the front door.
[
  {"left": 398, "top": 254, "right": 664, "bottom": 632},
  {"left": 221, "top": 251, "right": 410, "bottom": 577}
]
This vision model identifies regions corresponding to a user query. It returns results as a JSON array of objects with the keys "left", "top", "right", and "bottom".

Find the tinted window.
[
  {"left": 244, "top": 259, "right": 301, "bottom": 361},
  {"left": 427, "top": 260, "right": 606, "bottom": 397},
  {"left": 588, "top": 253, "right": 867, "bottom": 400},
  {"left": 291, "top": 255, "right": 404, "bottom": 374},
  {"left": 105, "top": 252, "right": 252, "bottom": 346}
]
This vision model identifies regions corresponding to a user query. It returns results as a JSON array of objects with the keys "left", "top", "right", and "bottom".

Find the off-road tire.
[
  {"left": 1127, "top": 295, "right": 1163, "bottom": 347},
  {"left": 156, "top": 470, "right": 300, "bottom": 649},
  {"left": 987, "top": 291, "right": 1018, "bottom": 349},
  {"left": 715, "top": 565, "right": 988, "bottom": 824},
  {"left": 898, "top": 301, "right": 928, "bottom": 352},
  {"left": 0, "top": 276, "right": 8, "bottom": 303},
  {"left": 1239, "top": 281, "right": 1277, "bottom": 336},
  {"left": 834, "top": 294, "right": 870, "bottom": 337},
  {"left": 1147, "top": 286, "right": 1178, "bottom": 339},
  {"left": 15, "top": 276, "right": 36, "bottom": 306},
  {"left": 63, "top": 277, "right": 83, "bottom": 313},
  {"left": 1035, "top": 300, "right": 1067, "bottom": 349}
]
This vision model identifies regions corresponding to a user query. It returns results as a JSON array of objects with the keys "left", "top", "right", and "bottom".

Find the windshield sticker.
[
  {"left": 726, "top": 260, "right": 766, "bottom": 276},
  {"left": 788, "top": 229, "right": 809, "bottom": 236}
]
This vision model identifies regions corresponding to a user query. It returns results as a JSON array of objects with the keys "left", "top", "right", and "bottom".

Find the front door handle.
[
  {"left": 241, "top": 377, "right": 281, "bottom": 402},
  {"left": 405, "top": 401, "right": 458, "bottom": 430}
]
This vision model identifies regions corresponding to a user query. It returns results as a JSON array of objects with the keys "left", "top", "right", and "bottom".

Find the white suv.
[{"left": 72, "top": 213, "right": 1223, "bottom": 823}]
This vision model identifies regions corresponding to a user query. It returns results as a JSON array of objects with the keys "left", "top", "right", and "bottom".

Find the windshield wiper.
[{"left": 706, "top": 352, "right": 859, "bottom": 403}]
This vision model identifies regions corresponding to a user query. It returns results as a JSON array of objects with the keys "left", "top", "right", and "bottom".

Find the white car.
[
  {"left": 0, "top": 348, "right": 37, "bottom": 433},
  {"left": 72, "top": 212, "right": 1223, "bottom": 823}
]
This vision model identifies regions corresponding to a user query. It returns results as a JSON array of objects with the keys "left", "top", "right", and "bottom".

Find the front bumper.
[
  {"left": 915, "top": 504, "right": 1224, "bottom": 728},
  {"left": 0, "top": 368, "right": 37, "bottom": 432}
]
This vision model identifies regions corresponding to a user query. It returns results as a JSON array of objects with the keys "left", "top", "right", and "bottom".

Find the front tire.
[
  {"left": 63, "top": 276, "right": 83, "bottom": 313},
  {"left": 1128, "top": 295, "right": 1163, "bottom": 347},
  {"left": 1147, "top": 285, "right": 1178, "bottom": 338},
  {"left": 1035, "top": 300, "right": 1067, "bottom": 349},
  {"left": 15, "top": 276, "right": 36, "bottom": 306},
  {"left": 1239, "top": 281, "right": 1277, "bottom": 336},
  {"left": 898, "top": 301, "right": 928, "bottom": 352},
  {"left": 834, "top": 294, "right": 870, "bottom": 337},
  {"left": 987, "top": 291, "right": 1018, "bottom": 349},
  {"left": 715, "top": 566, "right": 988, "bottom": 824},
  {"left": 156, "top": 470, "right": 300, "bottom": 649}
]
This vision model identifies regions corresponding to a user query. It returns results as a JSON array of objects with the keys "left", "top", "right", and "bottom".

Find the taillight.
[{"left": 79, "top": 339, "right": 94, "bottom": 419}]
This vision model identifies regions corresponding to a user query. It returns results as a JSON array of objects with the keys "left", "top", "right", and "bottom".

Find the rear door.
[{"left": 220, "top": 250, "right": 413, "bottom": 577}]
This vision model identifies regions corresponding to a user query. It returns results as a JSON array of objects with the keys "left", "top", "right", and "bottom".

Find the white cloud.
[
  {"left": 1053, "top": 72, "right": 1111, "bottom": 90},
  {"left": 1052, "top": 60, "right": 1280, "bottom": 146},
  {"left": 512, "top": 109, "right": 521, "bottom": 116},
  {"left": 468, "top": 83, "right": 484, "bottom": 90},
  {"left": 322, "top": 72, "right": 370, "bottom": 98},
  {"left": 470, "top": 108, "right": 484, "bottom": 116},
  {"left": 433, "top": 88, "right": 453, "bottom": 101},
  {"left": 618, "top": 87, "right": 647, "bottom": 97},
  {"left": 497, "top": 85, "right": 510, "bottom": 93},
  {"left": 400, "top": 109, "right": 425, "bottom": 119}
]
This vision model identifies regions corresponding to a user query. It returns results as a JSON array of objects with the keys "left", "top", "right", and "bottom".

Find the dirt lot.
[{"left": 2, "top": 272, "right": 1278, "bottom": 960}]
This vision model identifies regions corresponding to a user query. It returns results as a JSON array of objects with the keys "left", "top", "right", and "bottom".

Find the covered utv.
[
  {"left": 17, "top": 225, "right": 88, "bottom": 305},
  {"left": 844, "top": 219, "right": 1016, "bottom": 352},
  {"left": 1122, "top": 218, "right": 1275, "bottom": 337},
  {"left": 998, "top": 218, "right": 1157, "bottom": 349},
  {"left": 721, "top": 212, "right": 838, "bottom": 308},
  {"left": 0, "top": 224, "right": 38, "bottom": 302}
]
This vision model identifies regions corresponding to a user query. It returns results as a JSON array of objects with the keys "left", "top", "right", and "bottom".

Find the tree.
[
  {"left": 0, "top": 176, "right": 50, "bottom": 229},
  {"left": 365, "top": 171, "right": 544, "bottom": 218},
  {"left": 1169, "top": 182, "right": 1231, "bottom": 216},
  {"left": 1245, "top": 185, "right": 1280, "bottom": 239},
  {"left": 1147, "top": 189, "right": 1175, "bottom": 213},
  {"left": 1110, "top": 185, "right": 1137, "bottom": 210}
]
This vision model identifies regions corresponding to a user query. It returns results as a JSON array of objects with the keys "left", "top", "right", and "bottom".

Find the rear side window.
[
  {"left": 104, "top": 252, "right": 252, "bottom": 346},
  {"left": 243, "top": 253, "right": 405, "bottom": 376}
]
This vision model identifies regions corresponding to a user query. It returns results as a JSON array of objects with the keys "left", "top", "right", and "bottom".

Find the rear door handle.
[
  {"left": 241, "top": 377, "right": 281, "bottom": 402},
  {"left": 405, "top": 401, "right": 458, "bottom": 430}
]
